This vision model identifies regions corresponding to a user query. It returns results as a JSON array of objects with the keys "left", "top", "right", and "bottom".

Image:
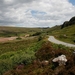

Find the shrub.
[
  {"left": 16, "top": 37, "right": 22, "bottom": 40},
  {"left": 73, "top": 39, "right": 75, "bottom": 43},
  {"left": 38, "top": 36, "right": 43, "bottom": 41},
  {"left": 32, "top": 32, "right": 41, "bottom": 36}
]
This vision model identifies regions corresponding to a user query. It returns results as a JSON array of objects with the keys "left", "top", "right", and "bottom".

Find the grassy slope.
[
  {"left": 56, "top": 25, "right": 75, "bottom": 44},
  {"left": 48, "top": 24, "right": 75, "bottom": 44}
]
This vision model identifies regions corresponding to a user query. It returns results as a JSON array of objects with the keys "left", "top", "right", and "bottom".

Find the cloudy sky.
[{"left": 0, "top": 0, "right": 75, "bottom": 27}]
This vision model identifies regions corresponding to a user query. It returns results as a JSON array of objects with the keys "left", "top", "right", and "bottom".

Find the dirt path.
[
  {"left": 48, "top": 36, "right": 75, "bottom": 47},
  {"left": 0, "top": 37, "right": 17, "bottom": 42},
  {"left": 0, "top": 36, "right": 36, "bottom": 43}
]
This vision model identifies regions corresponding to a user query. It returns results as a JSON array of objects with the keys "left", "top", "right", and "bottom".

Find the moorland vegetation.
[{"left": 0, "top": 16, "right": 75, "bottom": 75}]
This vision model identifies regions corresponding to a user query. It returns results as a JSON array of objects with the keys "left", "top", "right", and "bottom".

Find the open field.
[{"left": 0, "top": 26, "right": 49, "bottom": 37}]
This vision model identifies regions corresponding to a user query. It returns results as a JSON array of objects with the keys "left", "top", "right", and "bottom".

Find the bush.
[
  {"left": 32, "top": 32, "right": 41, "bottom": 36},
  {"left": 73, "top": 39, "right": 75, "bottom": 43},
  {"left": 16, "top": 37, "right": 22, "bottom": 40},
  {"left": 38, "top": 36, "right": 43, "bottom": 41}
]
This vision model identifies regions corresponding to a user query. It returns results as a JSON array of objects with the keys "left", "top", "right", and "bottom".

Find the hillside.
[
  {"left": 50, "top": 25, "right": 75, "bottom": 44},
  {"left": 47, "top": 16, "right": 75, "bottom": 44}
]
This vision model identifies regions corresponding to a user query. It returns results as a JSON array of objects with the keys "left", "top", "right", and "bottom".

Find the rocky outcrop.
[{"left": 61, "top": 16, "right": 75, "bottom": 29}]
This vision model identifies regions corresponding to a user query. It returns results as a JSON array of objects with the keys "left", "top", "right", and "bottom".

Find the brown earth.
[
  {"left": 0, "top": 37, "right": 17, "bottom": 42},
  {"left": 0, "top": 36, "right": 36, "bottom": 43}
]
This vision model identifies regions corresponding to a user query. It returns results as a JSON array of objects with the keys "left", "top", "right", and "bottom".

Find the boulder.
[{"left": 53, "top": 55, "right": 67, "bottom": 66}]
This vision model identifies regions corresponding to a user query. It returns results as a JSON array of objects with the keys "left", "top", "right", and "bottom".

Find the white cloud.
[
  {"left": 4, "top": 0, "right": 14, "bottom": 4},
  {"left": 0, "top": 0, "right": 75, "bottom": 27}
]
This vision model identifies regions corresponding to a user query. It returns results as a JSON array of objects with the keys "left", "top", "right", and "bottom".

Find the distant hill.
[
  {"left": 61, "top": 16, "right": 75, "bottom": 29},
  {"left": 0, "top": 26, "right": 48, "bottom": 37}
]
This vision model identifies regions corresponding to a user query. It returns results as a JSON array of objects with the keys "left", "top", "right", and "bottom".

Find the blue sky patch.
[
  {"left": 31, "top": 10, "right": 46, "bottom": 16},
  {"left": 69, "top": 0, "right": 75, "bottom": 5}
]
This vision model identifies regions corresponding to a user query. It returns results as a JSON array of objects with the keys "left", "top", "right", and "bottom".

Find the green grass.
[
  {"left": 57, "top": 25, "right": 75, "bottom": 44},
  {"left": 0, "top": 39, "right": 44, "bottom": 75},
  {"left": 0, "top": 37, "right": 38, "bottom": 54},
  {"left": 48, "top": 24, "right": 75, "bottom": 44}
]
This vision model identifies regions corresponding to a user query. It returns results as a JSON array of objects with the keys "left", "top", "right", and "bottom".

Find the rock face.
[
  {"left": 52, "top": 55, "right": 67, "bottom": 66},
  {"left": 61, "top": 16, "right": 75, "bottom": 29}
]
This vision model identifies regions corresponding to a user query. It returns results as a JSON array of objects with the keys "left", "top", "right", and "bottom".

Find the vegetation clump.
[{"left": 16, "top": 37, "right": 22, "bottom": 40}]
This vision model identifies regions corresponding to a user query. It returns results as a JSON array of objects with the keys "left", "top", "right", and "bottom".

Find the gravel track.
[{"left": 48, "top": 36, "right": 75, "bottom": 48}]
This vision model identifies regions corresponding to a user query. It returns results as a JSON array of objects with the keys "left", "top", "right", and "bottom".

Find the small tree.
[{"left": 32, "top": 32, "right": 41, "bottom": 36}]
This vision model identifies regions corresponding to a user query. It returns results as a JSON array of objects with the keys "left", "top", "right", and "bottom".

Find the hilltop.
[{"left": 61, "top": 16, "right": 75, "bottom": 29}]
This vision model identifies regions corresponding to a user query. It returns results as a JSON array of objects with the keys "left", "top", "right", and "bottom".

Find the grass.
[
  {"left": 0, "top": 39, "right": 44, "bottom": 75},
  {"left": 0, "top": 26, "right": 49, "bottom": 74},
  {"left": 0, "top": 26, "right": 49, "bottom": 37},
  {"left": 0, "top": 37, "right": 38, "bottom": 54},
  {"left": 56, "top": 25, "right": 75, "bottom": 44},
  {"left": 48, "top": 24, "right": 75, "bottom": 44}
]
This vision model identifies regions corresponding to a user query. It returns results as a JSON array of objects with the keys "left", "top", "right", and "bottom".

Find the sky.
[
  {"left": 0, "top": 0, "right": 75, "bottom": 27},
  {"left": 69, "top": 0, "right": 75, "bottom": 5}
]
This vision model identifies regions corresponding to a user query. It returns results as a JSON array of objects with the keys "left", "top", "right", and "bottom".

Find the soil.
[{"left": 0, "top": 37, "right": 17, "bottom": 42}]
